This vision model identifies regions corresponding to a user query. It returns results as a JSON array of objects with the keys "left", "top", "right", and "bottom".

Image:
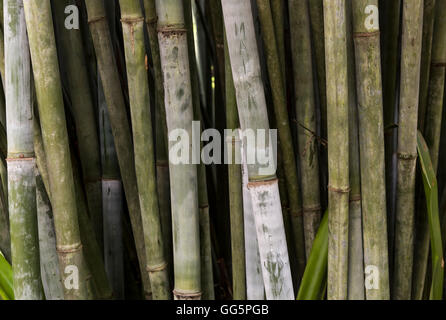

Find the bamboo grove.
[{"left": 0, "top": 0, "right": 445, "bottom": 301}]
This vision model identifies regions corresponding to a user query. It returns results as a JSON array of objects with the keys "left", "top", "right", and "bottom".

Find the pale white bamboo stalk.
[
  {"left": 240, "top": 130, "right": 264, "bottom": 300},
  {"left": 222, "top": 0, "right": 293, "bottom": 300}
]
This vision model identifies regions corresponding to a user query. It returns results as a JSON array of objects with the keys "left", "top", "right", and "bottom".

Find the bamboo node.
[
  {"left": 327, "top": 185, "right": 351, "bottom": 194},
  {"left": 397, "top": 152, "right": 417, "bottom": 160},
  {"left": 120, "top": 17, "right": 145, "bottom": 24},
  {"left": 431, "top": 61, "right": 446, "bottom": 68},
  {"left": 353, "top": 31, "right": 380, "bottom": 38},
  {"left": 157, "top": 25, "right": 187, "bottom": 34},
  {"left": 290, "top": 209, "right": 303, "bottom": 217},
  {"left": 146, "top": 262, "right": 168, "bottom": 273},
  {"left": 303, "top": 205, "right": 322, "bottom": 214},
  {"left": 247, "top": 178, "right": 278, "bottom": 189},
  {"left": 57, "top": 242, "right": 83, "bottom": 253},
  {"left": 173, "top": 289, "right": 202, "bottom": 300},
  {"left": 88, "top": 16, "right": 106, "bottom": 24},
  {"left": 349, "top": 194, "right": 361, "bottom": 202},
  {"left": 146, "top": 17, "right": 158, "bottom": 26}
]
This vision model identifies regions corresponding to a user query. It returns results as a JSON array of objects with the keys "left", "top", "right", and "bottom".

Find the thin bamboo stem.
[
  {"left": 412, "top": 0, "right": 446, "bottom": 300},
  {"left": 119, "top": 0, "right": 170, "bottom": 300},
  {"left": 52, "top": 0, "right": 103, "bottom": 252},
  {"left": 323, "top": 0, "right": 350, "bottom": 300},
  {"left": 84, "top": 0, "right": 151, "bottom": 298},
  {"left": 225, "top": 33, "right": 245, "bottom": 301},
  {"left": 289, "top": 0, "right": 322, "bottom": 258},
  {"left": 256, "top": 0, "right": 306, "bottom": 279},
  {"left": 352, "top": 0, "right": 390, "bottom": 300}
]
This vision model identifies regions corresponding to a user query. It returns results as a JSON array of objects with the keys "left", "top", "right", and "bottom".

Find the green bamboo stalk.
[
  {"left": 418, "top": 0, "right": 437, "bottom": 132},
  {"left": 225, "top": 33, "right": 246, "bottom": 301},
  {"left": 223, "top": 0, "right": 294, "bottom": 300},
  {"left": 391, "top": 0, "right": 424, "bottom": 300},
  {"left": 183, "top": 0, "right": 214, "bottom": 300},
  {"left": 412, "top": 0, "right": 446, "bottom": 300},
  {"left": 5, "top": 0, "right": 43, "bottom": 299},
  {"left": 308, "top": 0, "right": 327, "bottom": 142},
  {"left": 289, "top": 0, "right": 322, "bottom": 258},
  {"left": 156, "top": 0, "right": 201, "bottom": 300},
  {"left": 379, "top": 1, "right": 400, "bottom": 261},
  {"left": 84, "top": 0, "right": 151, "bottom": 298},
  {"left": 143, "top": 0, "right": 173, "bottom": 271},
  {"left": 270, "top": 0, "right": 285, "bottom": 85},
  {"left": 52, "top": 0, "right": 103, "bottom": 252},
  {"left": 119, "top": 0, "right": 170, "bottom": 300},
  {"left": 23, "top": 0, "right": 88, "bottom": 299},
  {"left": 351, "top": 0, "right": 390, "bottom": 300},
  {"left": 323, "top": 0, "right": 350, "bottom": 300},
  {"left": 256, "top": 0, "right": 306, "bottom": 280},
  {"left": 72, "top": 156, "right": 112, "bottom": 299},
  {"left": 346, "top": 0, "right": 364, "bottom": 300},
  {"left": 208, "top": 0, "right": 225, "bottom": 93}
]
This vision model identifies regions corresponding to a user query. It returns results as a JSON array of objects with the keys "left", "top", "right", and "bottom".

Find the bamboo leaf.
[
  {"left": 416, "top": 131, "right": 444, "bottom": 300},
  {"left": 297, "top": 212, "right": 328, "bottom": 300},
  {"left": 0, "top": 251, "right": 13, "bottom": 300}
]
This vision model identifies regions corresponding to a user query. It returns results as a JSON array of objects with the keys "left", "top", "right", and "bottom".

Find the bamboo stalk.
[
  {"left": 225, "top": 33, "right": 246, "bottom": 301},
  {"left": 84, "top": 0, "right": 152, "bottom": 298},
  {"left": 5, "top": 0, "right": 43, "bottom": 299},
  {"left": 289, "top": 0, "right": 322, "bottom": 258},
  {"left": 36, "top": 170, "right": 64, "bottom": 300},
  {"left": 241, "top": 133, "right": 264, "bottom": 300},
  {"left": 256, "top": 0, "right": 306, "bottom": 280},
  {"left": 119, "top": 0, "right": 170, "bottom": 300},
  {"left": 222, "top": 0, "right": 294, "bottom": 300},
  {"left": 379, "top": 1, "right": 401, "bottom": 264},
  {"left": 183, "top": 0, "right": 215, "bottom": 300},
  {"left": 143, "top": 0, "right": 173, "bottom": 272},
  {"left": 418, "top": 0, "right": 437, "bottom": 132},
  {"left": 323, "top": 0, "right": 350, "bottom": 300},
  {"left": 52, "top": 0, "right": 103, "bottom": 252},
  {"left": 98, "top": 80, "right": 124, "bottom": 299},
  {"left": 346, "top": 0, "right": 364, "bottom": 300},
  {"left": 156, "top": 0, "right": 201, "bottom": 300},
  {"left": 270, "top": 0, "right": 285, "bottom": 85},
  {"left": 351, "top": 0, "right": 390, "bottom": 300},
  {"left": 23, "top": 0, "right": 88, "bottom": 299},
  {"left": 391, "top": 0, "right": 424, "bottom": 300},
  {"left": 412, "top": 0, "right": 446, "bottom": 300}
]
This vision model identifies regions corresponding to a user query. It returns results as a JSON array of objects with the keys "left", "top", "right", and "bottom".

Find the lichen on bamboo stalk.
[
  {"left": 351, "top": 0, "right": 390, "bottom": 300},
  {"left": 5, "top": 0, "right": 44, "bottom": 300},
  {"left": 392, "top": 0, "right": 424, "bottom": 300},
  {"left": 289, "top": 0, "right": 322, "bottom": 258},
  {"left": 222, "top": 0, "right": 294, "bottom": 300},
  {"left": 323, "top": 0, "right": 350, "bottom": 300}
]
